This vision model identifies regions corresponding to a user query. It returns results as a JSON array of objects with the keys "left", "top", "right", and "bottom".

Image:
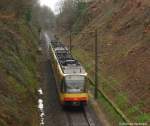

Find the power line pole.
[
  {"left": 94, "top": 29, "right": 98, "bottom": 99},
  {"left": 69, "top": 31, "right": 72, "bottom": 53}
]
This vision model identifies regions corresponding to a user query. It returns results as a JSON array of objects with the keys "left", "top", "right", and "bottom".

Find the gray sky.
[{"left": 39, "top": 0, "right": 60, "bottom": 13}]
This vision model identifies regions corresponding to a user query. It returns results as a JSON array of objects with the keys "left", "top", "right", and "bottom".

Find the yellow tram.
[{"left": 49, "top": 40, "right": 88, "bottom": 106}]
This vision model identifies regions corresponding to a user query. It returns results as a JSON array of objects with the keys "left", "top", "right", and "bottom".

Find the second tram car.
[{"left": 49, "top": 39, "right": 88, "bottom": 106}]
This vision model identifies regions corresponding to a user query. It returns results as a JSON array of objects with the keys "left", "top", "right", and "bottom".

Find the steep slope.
[
  {"left": 0, "top": 2, "right": 39, "bottom": 126},
  {"left": 70, "top": 0, "right": 150, "bottom": 123}
]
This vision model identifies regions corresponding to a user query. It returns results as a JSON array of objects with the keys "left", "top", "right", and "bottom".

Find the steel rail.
[
  {"left": 83, "top": 106, "right": 96, "bottom": 126},
  {"left": 65, "top": 106, "right": 96, "bottom": 126},
  {"left": 66, "top": 111, "right": 74, "bottom": 126}
]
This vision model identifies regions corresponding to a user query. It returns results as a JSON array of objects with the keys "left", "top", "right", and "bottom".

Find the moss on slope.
[{"left": 0, "top": 18, "right": 39, "bottom": 126}]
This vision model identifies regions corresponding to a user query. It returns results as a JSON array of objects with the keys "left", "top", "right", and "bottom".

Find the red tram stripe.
[{"left": 64, "top": 97, "right": 87, "bottom": 102}]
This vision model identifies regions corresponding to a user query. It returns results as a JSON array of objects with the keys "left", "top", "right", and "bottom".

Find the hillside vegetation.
[
  {"left": 56, "top": 0, "right": 150, "bottom": 124},
  {"left": 0, "top": 0, "right": 40, "bottom": 126}
]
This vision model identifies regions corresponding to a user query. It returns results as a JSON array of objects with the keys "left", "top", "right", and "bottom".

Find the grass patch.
[
  {"left": 136, "top": 113, "right": 150, "bottom": 123},
  {"left": 72, "top": 48, "right": 93, "bottom": 64},
  {"left": 88, "top": 83, "right": 125, "bottom": 125},
  {"left": 115, "top": 92, "right": 128, "bottom": 110},
  {"left": 127, "top": 103, "right": 150, "bottom": 123}
]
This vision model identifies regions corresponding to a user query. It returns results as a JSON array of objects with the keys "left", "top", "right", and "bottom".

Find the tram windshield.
[{"left": 65, "top": 75, "right": 85, "bottom": 93}]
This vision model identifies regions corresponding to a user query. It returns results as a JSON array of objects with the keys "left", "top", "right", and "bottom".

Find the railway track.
[
  {"left": 83, "top": 106, "right": 96, "bottom": 126},
  {"left": 65, "top": 106, "right": 96, "bottom": 126}
]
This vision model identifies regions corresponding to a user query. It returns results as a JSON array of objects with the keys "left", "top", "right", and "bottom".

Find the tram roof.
[{"left": 50, "top": 40, "right": 87, "bottom": 75}]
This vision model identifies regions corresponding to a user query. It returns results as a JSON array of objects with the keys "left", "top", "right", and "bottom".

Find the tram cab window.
[{"left": 64, "top": 75, "right": 86, "bottom": 93}]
